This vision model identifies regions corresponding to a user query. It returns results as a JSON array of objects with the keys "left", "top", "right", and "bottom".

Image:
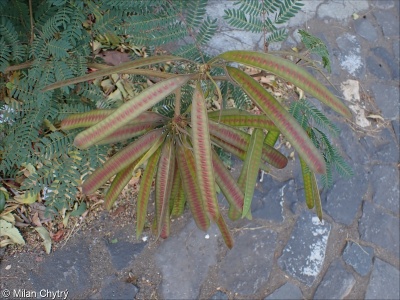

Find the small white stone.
[
  {"left": 205, "top": 234, "right": 210, "bottom": 239},
  {"left": 142, "top": 236, "right": 148, "bottom": 242}
]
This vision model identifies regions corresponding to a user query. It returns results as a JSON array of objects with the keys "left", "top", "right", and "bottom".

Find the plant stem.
[{"left": 29, "top": 0, "right": 34, "bottom": 44}]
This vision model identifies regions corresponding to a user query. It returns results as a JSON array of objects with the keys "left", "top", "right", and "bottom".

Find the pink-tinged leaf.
[
  {"left": 209, "top": 135, "right": 269, "bottom": 173},
  {"left": 216, "top": 214, "right": 234, "bottom": 249},
  {"left": 227, "top": 66, "right": 326, "bottom": 174},
  {"left": 96, "top": 122, "right": 161, "bottom": 145},
  {"left": 136, "top": 147, "right": 162, "bottom": 239},
  {"left": 218, "top": 51, "right": 352, "bottom": 119},
  {"left": 74, "top": 75, "right": 189, "bottom": 149},
  {"left": 191, "top": 83, "right": 220, "bottom": 222},
  {"left": 43, "top": 55, "right": 185, "bottom": 91},
  {"left": 160, "top": 218, "right": 170, "bottom": 239},
  {"left": 61, "top": 110, "right": 168, "bottom": 130},
  {"left": 242, "top": 129, "right": 265, "bottom": 217},
  {"left": 82, "top": 128, "right": 164, "bottom": 195},
  {"left": 105, "top": 158, "right": 142, "bottom": 210},
  {"left": 212, "top": 151, "right": 243, "bottom": 211},
  {"left": 61, "top": 109, "right": 115, "bottom": 130},
  {"left": 177, "top": 142, "right": 210, "bottom": 231},
  {"left": 155, "top": 136, "right": 175, "bottom": 237},
  {"left": 209, "top": 120, "right": 288, "bottom": 169},
  {"left": 209, "top": 113, "right": 277, "bottom": 131},
  {"left": 208, "top": 108, "right": 251, "bottom": 118}
]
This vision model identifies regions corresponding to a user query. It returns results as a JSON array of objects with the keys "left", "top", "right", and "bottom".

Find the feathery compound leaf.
[
  {"left": 242, "top": 128, "right": 265, "bottom": 217},
  {"left": 155, "top": 136, "right": 175, "bottom": 238},
  {"left": 74, "top": 75, "right": 189, "bottom": 149},
  {"left": 216, "top": 214, "right": 234, "bottom": 249},
  {"left": 226, "top": 66, "right": 325, "bottom": 174},
  {"left": 191, "top": 83, "right": 220, "bottom": 222},
  {"left": 105, "top": 158, "right": 141, "bottom": 210},
  {"left": 218, "top": 51, "right": 352, "bottom": 119},
  {"left": 82, "top": 128, "right": 164, "bottom": 195},
  {"left": 42, "top": 55, "right": 186, "bottom": 91},
  {"left": 61, "top": 110, "right": 168, "bottom": 130},
  {"left": 212, "top": 151, "right": 244, "bottom": 212},
  {"left": 136, "top": 147, "right": 162, "bottom": 239},
  {"left": 177, "top": 143, "right": 210, "bottom": 231}
]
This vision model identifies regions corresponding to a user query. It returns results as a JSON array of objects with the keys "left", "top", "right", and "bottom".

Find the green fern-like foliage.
[
  {"left": 289, "top": 99, "right": 353, "bottom": 188},
  {"left": 224, "top": 0, "right": 304, "bottom": 44},
  {"left": 299, "top": 29, "right": 331, "bottom": 72},
  {"left": 0, "top": 0, "right": 221, "bottom": 214}
]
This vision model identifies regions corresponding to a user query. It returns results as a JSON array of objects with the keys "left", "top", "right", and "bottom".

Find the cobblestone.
[
  {"left": 342, "top": 242, "right": 374, "bottom": 276},
  {"left": 314, "top": 259, "right": 356, "bottom": 300}
]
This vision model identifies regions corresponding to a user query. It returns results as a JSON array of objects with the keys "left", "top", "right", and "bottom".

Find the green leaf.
[
  {"left": 300, "top": 156, "right": 314, "bottom": 209},
  {"left": 74, "top": 75, "right": 189, "bottom": 149},
  {"left": 136, "top": 147, "right": 162, "bottom": 239},
  {"left": 34, "top": 226, "right": 52, "bottom": 254},
  {"left": 242, "top": 128, "right": 265, "bottom": 217},
  {"left": 0, "top": 220, "right": 25, "bottom": 245},
  {"left": 70, "top": 201, "right": 87, "bottom": 216},
  {"left": 217, "top": 51, "right": 352, "bottom": 119},
  {"left": 226, "top": 66, "right": 326, "bottom": 174}
]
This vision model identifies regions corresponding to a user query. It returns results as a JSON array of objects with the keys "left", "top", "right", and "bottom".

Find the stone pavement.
[{"left": 1, "top": 1, "right": 399, "bottom": 299}]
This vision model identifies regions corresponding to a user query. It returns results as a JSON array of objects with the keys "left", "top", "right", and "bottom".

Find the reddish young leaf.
[
  {"left": 74, "top": 75, "right": 189, "bottom": 149},
  {"left": 191, "top": 83, "right": 220, "bottom": 222},
  {"left": 96, "top": 122, "right": 161, "bottom": 145},
  {"left": 212, "top": 151, "right": 244, "bottom": 210},
  {"left": 61, "top": 110, "right": 168, "bottom": 130},
  {"left": 227, "top": 66, "right": 326, "bottom": 174},
  {"left": 82, "top": 128, "right": 164, "bottom": 195},
  {"left": 208, "top": 113, "right": 277, "bottom": 131},
  {"left": 209, "top": 120, "right": 288, "bottom": 169},
  {"left": 216, "top": 214, "right": 234, "bottom": 249},
  {"left": 177, "top": 143, "right": 210, "bottom": 231},
  {"left": 218, "top": 51, "right": 352, "bottom": 119},
  {"left": 212, "top": 151, "right": 244, "bottom": 211}
]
